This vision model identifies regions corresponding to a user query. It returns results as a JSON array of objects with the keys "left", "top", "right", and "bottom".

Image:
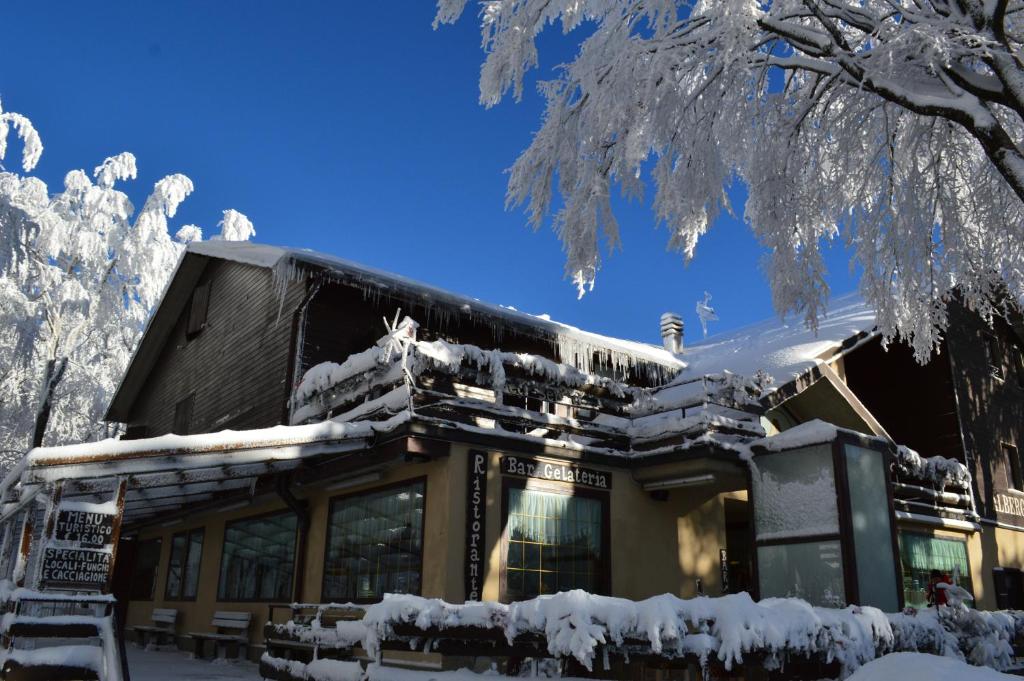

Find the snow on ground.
[
  {"left": 846, "top": 652, "right": 1019, "bottom": 681},
  {"left": 127, "top": 646, "right": 259, "bottom": 681}
]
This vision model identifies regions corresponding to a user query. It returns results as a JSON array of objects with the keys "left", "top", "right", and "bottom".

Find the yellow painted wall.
[
  {"left": 464, "top": 443, "right": 738, "bottom": 602},
  {"left": 896, "top": 518, "right": 1024, "bottom": 611},
  {"left": 124, "top": 455, "right": 454, "bottom": 645},
  {"left": 125, "top": 442, "right": 741, "bottom": 656}
]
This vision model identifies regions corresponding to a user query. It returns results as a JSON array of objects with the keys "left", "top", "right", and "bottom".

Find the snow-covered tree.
[
  {"left": 0, "top": 101, "right": 253, "bottom": 465},
  {"left": 436, "top": 0, "right": 1024, "bottom": 358}
]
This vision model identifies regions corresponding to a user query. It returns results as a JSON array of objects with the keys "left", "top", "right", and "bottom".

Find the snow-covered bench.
[
  {"left": 129, "top": 607, "right": 178, "bottom": 647},
  {"left": 188, "top": 610, "right": 252, "bottom": 660}
]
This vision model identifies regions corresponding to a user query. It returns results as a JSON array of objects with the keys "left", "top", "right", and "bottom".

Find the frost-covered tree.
[
  {"left": 0, "top": 101, "right": 254, "bottom": 464},
  {"left": 436, "top": 0, "right": 1024, "bottom": 358}
]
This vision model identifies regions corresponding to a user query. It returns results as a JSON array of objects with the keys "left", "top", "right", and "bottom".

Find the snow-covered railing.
[
  {"left": 290, "top": 319, "right": 766, "bottom": 457},
  {"left": 890, "top": 445, "right": 978, "bottom": 522},
  {"left": 258, "top": 590, "right": 1024, "bottom": 681},
  {"left": 0, "top": 583, "right": 128, "bottom": 681}
]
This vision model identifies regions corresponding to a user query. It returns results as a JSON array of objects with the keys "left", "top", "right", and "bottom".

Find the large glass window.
[
  {"left": 322, "top": 481, "right": 425, "bottom": 602},
  {"left": 899, "top": 532, "right": 972, "bottom": 608},
  {"left": 845, "top": 444, "right": 900, "bottom": 612},
  {"left": 757, "top": 540, "right": 846, "bottom": 606},
  {"left": 129, "top": 538, "right": 162, "bottom": 600},
  {"left": 218, "top": 512, "right": 297, "bottom": 601},
  {"left": 505, "top": 487, "right": 604, "bottom": 601},
  {"left": 165, "top": 529, "right": 204, "bottom": 600}
]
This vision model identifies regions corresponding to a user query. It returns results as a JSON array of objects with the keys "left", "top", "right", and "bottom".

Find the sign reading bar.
[
  {"left": 54, "top": 509, "right": 115, "bottom": 548},
  {"left": 465, "top": 450, "right": 487, "bottom": 601},
  {"left": 500, "top": 455, "right": 611, "bottom": 490},
  {"left": 39, "top": 547, "right": 112, "bottom": 590}
]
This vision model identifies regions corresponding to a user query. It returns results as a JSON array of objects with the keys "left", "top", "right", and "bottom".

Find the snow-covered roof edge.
[
  {"left": 679, "top": 292, "right": 878, "bottom": 394},
  {"left": 187, "top": 241, "right": 685, "bottom": 374}
]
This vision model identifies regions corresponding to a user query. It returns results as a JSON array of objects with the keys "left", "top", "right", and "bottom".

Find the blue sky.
[{"left": 0, "top": 2, "right": 857, "bottom": 347}]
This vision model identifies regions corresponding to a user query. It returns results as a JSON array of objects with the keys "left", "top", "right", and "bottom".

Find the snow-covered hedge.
[{"left": 260, "top": 590, "right": 1024, "bottom": 679}]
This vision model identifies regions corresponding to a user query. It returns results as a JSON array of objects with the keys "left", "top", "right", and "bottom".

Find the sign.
[
  {"left": 31, "top": 480, "right": 126, "bottom": 593},
  {"left": 994, "top": 493, "right": 1024, "bottom": 519},
  {"left": 39, "top": 546, "right": 112, "bottom": 590},
  {"left": 54, "top": 509, "right": 115, "bottom": 548},
  {"left": 500, "top": 455, "right": 611, "bottom": 490},
  {"left": 719, "top": 548, "right": 729, "bottom": 594},
  {"left": 465, "top": 450, "right": 487, "bottom": 601}
]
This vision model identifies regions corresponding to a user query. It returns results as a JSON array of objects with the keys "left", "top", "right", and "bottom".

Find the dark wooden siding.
[
  {"left": 125, "top": 260, "right": 306, "bottom": 436},
  {"left": 844, "top": 336, "right": 964, "bottom": 462},
  {"left": 296, "top": 282, "right": 561, "bottom": 382},
  {"left": 944, "top": 301, "right": 1024, "bottom": 524}
]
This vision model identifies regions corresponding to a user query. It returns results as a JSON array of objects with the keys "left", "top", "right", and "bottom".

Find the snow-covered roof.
[
  {"left": 680, "top": 292, "right": 877, "bottom": 391},
  {"left": 187, "top": 241, "right": 684, "bottom": 375}
]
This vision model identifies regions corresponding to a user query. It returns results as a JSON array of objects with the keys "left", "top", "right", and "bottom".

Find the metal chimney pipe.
[{"left": 660, "top": 312, "right": 684, "bottom": 354}]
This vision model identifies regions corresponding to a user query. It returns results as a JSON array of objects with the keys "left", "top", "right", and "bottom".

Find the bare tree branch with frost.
[
  {"left": 0, "top": 101, "right": 253, "bottom": 465},
  {"left": 436, "top": 0, "right": 1024, "bottom": 358}
]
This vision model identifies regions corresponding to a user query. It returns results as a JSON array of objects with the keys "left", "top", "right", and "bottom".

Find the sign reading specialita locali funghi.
[
  {"left": 39, "top": 546, "right": 112, "bottom": 590},
  {"left": 500, "top": 456, "right": 611, "bottom": 490}
]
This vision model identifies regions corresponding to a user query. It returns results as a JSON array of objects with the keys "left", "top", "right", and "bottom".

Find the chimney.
[{"left": 660, "top": 312, "right": 684, "bottom": 354}]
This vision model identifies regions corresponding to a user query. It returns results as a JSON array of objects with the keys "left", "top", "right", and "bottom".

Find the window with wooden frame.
[
  {"left": 898, "top": 532, "right": 973, "bottom": 608},
  {"left": 129, "top": 538, "right": 162, "bottom": 600},
  {"left": 165, "top": 528, "right": 204, "bottom": 601},
  {"left": 1004, "top": 443, "right": 1024, "bottom": 491},
  {"left": 173, "top": 393, "right": 195, "bottom": 435},
  {"left": 502, "top": 481, "right": 608, "bottom": 601},
  {"left": 986, "top": 332, "right": 1004, "bottom": 380},
  {"left": 186, "top": 281, "right": 211, "bottom": 338},
  {"left": 217, "top": 511, "right": 297, "bottom": 601},
  {"left": 322, "top": 479, "right": 426, "bottom": 603}
]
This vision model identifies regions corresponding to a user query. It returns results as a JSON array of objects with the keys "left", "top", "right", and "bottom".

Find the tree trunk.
[{"left": 30, "top": 357, "right": 67, "bottom": 449}]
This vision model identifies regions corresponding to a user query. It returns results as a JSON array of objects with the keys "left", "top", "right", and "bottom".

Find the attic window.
[
  {"left": 186, "top": 281, "right": 211, "bottom": 338},
  {"left": 986, "top": 332, "right": 1003, "bottom": 380},
  {"left": 174, "top": 393, "right": 195, "bottom": 435}
]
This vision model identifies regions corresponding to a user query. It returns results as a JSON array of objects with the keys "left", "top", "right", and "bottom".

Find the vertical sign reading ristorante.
[{"left": 465, "top": 450, "right": 487, "bottom": 601}]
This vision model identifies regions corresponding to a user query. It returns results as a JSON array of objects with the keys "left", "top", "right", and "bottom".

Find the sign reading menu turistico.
[
  {"left": 500, "top": 455, "right": 611, "bottom": 490},
  {"left": 54, "top": 509, "right": 115, "bottom": 548}
]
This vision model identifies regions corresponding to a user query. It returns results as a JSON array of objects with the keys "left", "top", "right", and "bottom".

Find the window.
[
  {"left": 165, "top": 528, "right": 204, "bottom": 600},
  {"left": 1015, "top": 345, "right": 1024, "bottom": 389},
  {"left": 218, "top": 512, "right": 297, "bottom": 601},
  {"left": 504, "top": 486, "right": 605, "bottom": 601},
  {"left": 322, "top": 481, "right": 425, "bottom": 602},
  {"left": 986, "top": 332, "right": 1004, "bottom": 380},
  {"left": 993, "top": 567, "right": 1024, "bottom": 610},
  {"left": 186, "top": 281, "right": 211, "bottom": 337},
  {"left": 753, "top": 444, "right": 848, "bottom": 607},
  {"left": 129, "top": 538, "right": 162, "bottom": 600},
  {"left": 898, "top": 532, "right": 973, "bottom": 608},
  {"left": 123, "top": 424, "right": 148, "bottom": 440},
  {"left": 173, "top": 394, "right": 194, "bottom": 435},
  {"left": 1005, "top": 443, "right": 1024, "bottom": 491}
]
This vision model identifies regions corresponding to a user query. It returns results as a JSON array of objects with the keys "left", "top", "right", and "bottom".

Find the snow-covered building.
[{"left": 0, "top": 241, "right": 1021, "bottom": 664}]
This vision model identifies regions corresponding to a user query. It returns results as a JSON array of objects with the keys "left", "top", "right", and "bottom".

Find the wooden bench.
[
  {"left": 129, "top": 607, "right": 178, "bottom": 648},
  {"left": 188, "top": 610, "right": 252, "bottom": 660}
]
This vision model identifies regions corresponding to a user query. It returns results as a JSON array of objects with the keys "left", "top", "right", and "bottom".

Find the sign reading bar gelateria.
[{"left": 500, "top": 455, "right": 611, "bottom": 490}]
